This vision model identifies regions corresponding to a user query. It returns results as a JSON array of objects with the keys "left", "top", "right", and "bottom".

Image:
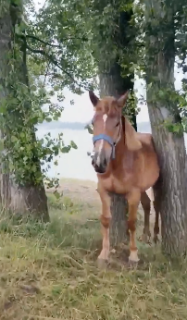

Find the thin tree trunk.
[
  {"left": 0, "top": 1, "right": 49, "bottom": 221},
  {"left": 145, "top": 0, "right": 187, "bottom": 256},
  {"left": 99, "top": 60, "right": 136, "bottom": 247},
  {"left": 0, "top": 2, "right": 14, "bottom": 212}
]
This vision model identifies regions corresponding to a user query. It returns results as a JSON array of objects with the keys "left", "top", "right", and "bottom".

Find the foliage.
[
  {"left": 63, "top": 0, "right": 187, "bottom": 135},
  {"left": 0, "top": 0, "right": 93, "bottom": 189},
  {"left": 9, "top": 0, "right": 139, "bottom": 181},
  {"left": 26, "top": 0, "right": 97, "bottom": 93},
  {"left": 134, "top": 0, "right": 187, "bottom": 133},
  {"left": 38, "top": 0, "right": 140, "bottom": 119},
  {"left": 1, "top": 0, "right": 187, "bottom": 191},
  {"left": 0, "top": 0, "right": 145, "bottom": 189}
]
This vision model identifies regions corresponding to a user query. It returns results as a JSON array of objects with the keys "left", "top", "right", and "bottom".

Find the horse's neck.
[{"left": 112, "top": 135, "right": 134, "bottom": 170}]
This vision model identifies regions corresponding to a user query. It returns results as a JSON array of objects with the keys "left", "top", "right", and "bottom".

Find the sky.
[
  {"left": 34, "top": 0, "right": 184, "bottom": 124},
  {"left": 60, "top": 79, "right": 150, "bottom": 123},
  {"left": 58, "top": 72, "right": 184, "bottom": 124}
]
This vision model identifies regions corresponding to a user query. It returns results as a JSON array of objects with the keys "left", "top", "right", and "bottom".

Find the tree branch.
[
  {"left": 26, "top": 34, "right": 88, "bottom": 48},
  {"left": 26, "top": 44, "right": 88, "bottom": 90},
  {"left": 26, "top": 35, "right": 60, "bottom": 48}
]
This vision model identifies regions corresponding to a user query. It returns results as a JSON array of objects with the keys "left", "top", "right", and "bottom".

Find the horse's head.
[{"left": 89, "top": 91, "right": 128, "bottom": 174}]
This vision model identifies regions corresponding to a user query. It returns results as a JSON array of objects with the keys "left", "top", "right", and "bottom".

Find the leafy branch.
[
  {"left": 26, "top": 43, "right": 90, "bottom": 91},
  {"left": 26, "top": 35, "right": 61, "bottom": 48},
  {"left": 26, "top": 34, "right": 88, "bottom": 47}
]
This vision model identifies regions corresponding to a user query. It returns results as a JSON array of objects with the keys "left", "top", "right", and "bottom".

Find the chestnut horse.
[{"left": 89, "top": 91, "right": 160, "bottom": 265}]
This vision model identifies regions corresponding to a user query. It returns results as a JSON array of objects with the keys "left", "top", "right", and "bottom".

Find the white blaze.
[{"left": 96, "top": 114, "right": 107, "bottom": 166}]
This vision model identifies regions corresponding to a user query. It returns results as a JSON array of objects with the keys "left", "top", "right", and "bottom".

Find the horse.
[{"left": 89, "top": 90, "right": 161, "bottom": 265}]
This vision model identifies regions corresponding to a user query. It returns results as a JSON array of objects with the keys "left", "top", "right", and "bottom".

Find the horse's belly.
[{"left": 138, "top": 166, "right": 159, "bottom": 191}]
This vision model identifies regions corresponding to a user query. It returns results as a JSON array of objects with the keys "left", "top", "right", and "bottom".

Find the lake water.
[
  {"left": 37, "top": 126, "right": 187, "bottom": 182},
  {"left": 37, "top": 127, "right": 97, "bottom": 181}
]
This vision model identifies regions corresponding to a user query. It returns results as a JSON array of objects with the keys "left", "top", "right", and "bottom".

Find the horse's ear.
[
  {"left": 89, "top": 91, "right": 99, "bottom": 107},
  {"left": 125, "top": 117, "right": 142, "bottom": 151},
  {"left": 117, "top": 91, "right": 129, "bottom": 108}
]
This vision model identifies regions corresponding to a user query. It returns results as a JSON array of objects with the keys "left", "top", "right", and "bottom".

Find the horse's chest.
[{"left": 102, "top": 173, "right": 131, "bottom": 194}]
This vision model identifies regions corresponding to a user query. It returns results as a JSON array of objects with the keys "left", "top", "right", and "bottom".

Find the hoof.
[
  {"left": 128, "top": 250, "right": 139, "bottom": 263},
  {"left": 128, "top": 259, "right": 139, "bottom": 269},
  {"left": 139, "top": 233, "right": 151, "bottom": 245},
  {"left": 97, "top": 258, "right": 108, "bottom": 269},
  {"left": 153, "top": 234, "right": 159, "bottom": 244}
]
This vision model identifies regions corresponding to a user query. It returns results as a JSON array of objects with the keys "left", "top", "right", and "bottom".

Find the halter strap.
[{"left": 92, "top": 134, "right": 116, "bottom": 159}]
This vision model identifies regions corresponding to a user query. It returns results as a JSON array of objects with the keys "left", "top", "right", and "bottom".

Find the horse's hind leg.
[
  {"left": 126, "top": 189, "right": 141, "bottom": 263},
  {"left": 140, "top": 191, "right": 151, "bottom": 244},
  {"left": 152, "top": 184, "right": 161, "bottom": 243}
]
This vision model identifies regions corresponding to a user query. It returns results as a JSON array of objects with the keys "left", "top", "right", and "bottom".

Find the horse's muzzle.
[{"left": 91, "top": 151, "right": 108, "bottom": 174}]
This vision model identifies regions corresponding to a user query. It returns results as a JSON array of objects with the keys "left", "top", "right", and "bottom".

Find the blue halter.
[{"left": 92, "top": 134, "right": 116, "bottom": 159}]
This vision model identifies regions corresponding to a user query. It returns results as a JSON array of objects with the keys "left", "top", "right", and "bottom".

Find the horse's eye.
[{"left": 115, "top": 122, "right": 120, "bottom": 127}]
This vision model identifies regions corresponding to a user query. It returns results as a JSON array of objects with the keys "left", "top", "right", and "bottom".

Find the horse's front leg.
[
  {"left": 126, "top": 189, "right": 141, "bottom": 263},
  {"left": 140, "top": 191, "right": 151, "bottom": 244},
  {"left": 97, "top": 186, "right": 111, "bottom": 265}
]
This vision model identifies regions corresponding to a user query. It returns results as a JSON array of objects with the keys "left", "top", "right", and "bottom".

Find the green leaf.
[
  {"left": 85, "top": 124, "right": 93, "bottom": 134},
  {"left": 61, "top": 146, "right": 71, "bottom": 153},
  {"left": 158, "top": 90, "right": 165, "bottom": 98},
  {"left": 0, "top": 140, "right": 4, "bottom": 151},
  {"left": 53, "top": 190, "right": 61, "bottom": 199},
  {"left": 70, "top": 140, "right": 77, "bottom": 149}
]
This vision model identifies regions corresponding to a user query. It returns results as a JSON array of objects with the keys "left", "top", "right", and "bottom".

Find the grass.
[{"left": 0, "top": 179, "right": 187, "bottom": 319}]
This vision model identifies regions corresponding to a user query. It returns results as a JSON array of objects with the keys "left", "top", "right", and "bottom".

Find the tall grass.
[{"left": 0, "top": 191, "right": 186, "bottom": 320}]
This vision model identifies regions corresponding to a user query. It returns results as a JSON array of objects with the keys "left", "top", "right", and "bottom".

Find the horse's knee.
[
  {"left": 127, "top": 219, "right": 136, "bottom": 232},
  {"left": 154, "top": 225, "right": 159, "bottom": 234},
  {"left": 142, "top": 200, "right": 151, "bottom": 212},
  {"left": 141, "top": 192, "right": 151, "bottom": 212},
  {"left": 100, "top": 215, "right": 111, "bottom": 228}
]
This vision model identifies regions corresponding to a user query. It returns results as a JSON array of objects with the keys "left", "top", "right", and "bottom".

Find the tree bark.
[
  {"left": 145, "top": 0, "right": 187, "bottom": 256},
  {"left": 0, "top": 1, "right": 49, "bottom": 221},
  {"left": 0, "top": 3, "right": 12, "bottom": 211},
  {"left": 109, "top": 192, "right": 128, "bottom": 246}
]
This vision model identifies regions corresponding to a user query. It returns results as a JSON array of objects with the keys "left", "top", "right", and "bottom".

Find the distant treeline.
[{"left": 37, "top": 120, "right": 152, "bottom": 133}]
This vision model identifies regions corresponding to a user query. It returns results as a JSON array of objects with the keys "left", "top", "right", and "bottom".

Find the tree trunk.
[
  {"left": 145, "top": 0, "right": 187, "bottom": 256},
  {"left": 0, "top": 3, "right": 12, "bottom": 211},
  {"left": 99, "top": 59, "right": 136, "bottom": 247},
  {"left": 0, "top": 1, "right": 49, "bottom": 221},
  {"left": 10, "top": 183, "right": 49, "bottom": 222},
  {"left": 109, "top": 192, "right": 128, "bottom": 246},
  {"left": 98, "top": 7, "right": 137, "bottom": 247}
]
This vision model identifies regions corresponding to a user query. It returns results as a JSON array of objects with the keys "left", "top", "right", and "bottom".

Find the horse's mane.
[{"left": 121, "top": 115, "right": 142, "bottom": 151}]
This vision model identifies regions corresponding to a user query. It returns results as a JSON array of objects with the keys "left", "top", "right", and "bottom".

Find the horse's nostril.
[
  {"left": 94, "top": 164, "right": 106, "bottom": 174},
  {"left": 103, "top": 158, "right": 107, "bottom": 166}
]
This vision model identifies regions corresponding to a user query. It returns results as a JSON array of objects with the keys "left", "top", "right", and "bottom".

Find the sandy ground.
[
  {"left": 56, "top": 178, "right": 154, "bottom": 202},
  {"left": 58, "top": 178, "right": 100, "bottom": 206},
  {"left": 47, "top": 178, "right": 155, "bottom": 222}
]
